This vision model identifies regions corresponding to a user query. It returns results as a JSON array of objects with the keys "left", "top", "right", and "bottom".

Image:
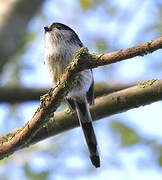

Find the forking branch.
[{"left": 0, "top": 37, "right": 162, "bottom": 160}]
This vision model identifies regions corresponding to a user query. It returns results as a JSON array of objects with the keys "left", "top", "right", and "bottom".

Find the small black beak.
[{"left": 44, "top": 26, "right": 52, "bottom": 32}]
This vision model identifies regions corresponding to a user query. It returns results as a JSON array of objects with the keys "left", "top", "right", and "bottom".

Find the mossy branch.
[{"left": 0, "top": 37, "right": 162, "bottom": 160}]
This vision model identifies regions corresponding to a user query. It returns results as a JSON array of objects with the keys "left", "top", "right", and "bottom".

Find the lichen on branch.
[{"left": 0, "top": 37, "right": 162, "bottom": 160}]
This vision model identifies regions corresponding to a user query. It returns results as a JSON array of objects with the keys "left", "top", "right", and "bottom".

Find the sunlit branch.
[{"left": 0, "top": 37, "right": 162, "bottom": 160}]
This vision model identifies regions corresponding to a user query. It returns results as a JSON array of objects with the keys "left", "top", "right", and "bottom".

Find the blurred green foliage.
[
  {"left": 15, "top": 32, "right": 38, "bottom": 56},
  {"left": 79, "top": 0, "right": 104, "bottom": 9},
  {"left": 24, "top": 164, "right": 49, "bottom": 180},
  {"left": 94, "top": 38, "right": 108, "bottom": 53},
  {"left": 80, "top": 0, "right": 92, "bottom": 9},
  {"left": 110, "top": 120, "right": 140, "bottom": 147}
]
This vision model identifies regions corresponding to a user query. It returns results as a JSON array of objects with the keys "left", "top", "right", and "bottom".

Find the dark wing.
[
  {"left": 66, "top": 98, "right": 76, "bottom": 111},
  {"left": 86, "top": 70, "right": 94, "bottom": 105}
]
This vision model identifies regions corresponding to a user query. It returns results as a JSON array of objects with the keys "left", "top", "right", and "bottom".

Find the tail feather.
[{"left": 75, "top": 98, "right": 100, "bottom": 168}]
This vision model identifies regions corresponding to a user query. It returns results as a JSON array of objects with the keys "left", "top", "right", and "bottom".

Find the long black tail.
[{"left": 75, "top": 98, "right": 100, "bottom": 168}]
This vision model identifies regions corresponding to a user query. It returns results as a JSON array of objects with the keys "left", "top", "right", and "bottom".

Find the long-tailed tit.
[{"left": 44, "top": 23, "right": 100, "bottom": 168}]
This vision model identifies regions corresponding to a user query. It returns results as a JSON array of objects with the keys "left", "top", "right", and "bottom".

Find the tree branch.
[
  {"left": 25, "top": 79, "right": 162, "bottom": 144},
  {"left": 0, "top": 83, "right": 133, "bottom": 103},
  {"left": 1, "top": 79, "right": 162, "bottom": 158},
  {"left": 0, "top": 37, "right": 162, "bottom": 159},
  {"left": 0, "top": 87, "right": 47, "bottom": 103},
  {"left": 83, "top": 37, "right": 162, "bottom": 70}
]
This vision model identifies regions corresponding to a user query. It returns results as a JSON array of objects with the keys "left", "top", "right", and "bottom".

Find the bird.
[{"left": 44, "top": 22, "right": 100, "bottom": 168}]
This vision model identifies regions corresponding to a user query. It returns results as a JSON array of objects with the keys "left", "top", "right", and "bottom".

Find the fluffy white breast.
[
  {"left": 44, "top": 32, "right": 80, "bottom": 83},
  {"left": 44, "top": 29, "right": 93, "bottom": 100}
]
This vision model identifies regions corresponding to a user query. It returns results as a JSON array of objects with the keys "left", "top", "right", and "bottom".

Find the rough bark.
[
  {"left": 0, "top": 37, "right": 162, "bottom": 160},
  {"left": 0, "top": 79, "right": 161, "bottom": 159},
  {"left": 28, "top": 79, "right": 162, "bottom": 144}
]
